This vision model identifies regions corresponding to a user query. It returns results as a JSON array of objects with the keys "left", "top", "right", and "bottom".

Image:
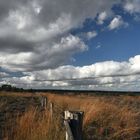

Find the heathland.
[{"left": 0, "top": 91, "right": 140, "bottom": 140}]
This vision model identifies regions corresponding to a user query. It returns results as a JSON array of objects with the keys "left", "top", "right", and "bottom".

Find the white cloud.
[
  {"left": 32, "top": 0, "right": 42, "bottom": 14},
  {"left": 108, "top": 15, "right": 128, "bottom": 30},
  {"left": 97, "top": 11, "right": 112, "bottom": 25},
  {"left": 0, "top": 0, "right": 121, "bottom": 72},
  {"left": 28, "top": 13, "right": 73, "bottom": 42},
  {"left": 96, "top": 44, "right": 101, "bottom": 49},
  {"left": 1, "top": 55, "right": 138, "bottom": 90},
  {"left": 0, "top": 35, "right": 87, "bottom": 71},
  {"left": 124, "top": 0, "right": 140, "bottom": 14},
  {"left": 1, "top": 55, "right": 140, "bottom": 91},
  {"left": 86, "top": 31, "right": 98, "bottom": 40},
  {"left": 0, "top": 52, "right": 33, "bottom": 71},
  {"left": 0, "top": 0, "right": 139, "bottom": 90},
  {"left": 129, "top": 55, "right": 140, "bottom": 73},
  {"left": 0, "top": 72, "right": 9, "bottom": 78},
  {"left": 8, "top": 10, "right": 30, "bottom": 30}
]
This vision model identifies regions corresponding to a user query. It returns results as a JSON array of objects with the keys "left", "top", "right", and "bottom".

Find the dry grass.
[
  {"left": 0, "top": 102, "right": 6, "bottom": 110},
  {"left": 0, "top": 92, "right": 140, "bottom": 140},
  {"left": 12, "top": 107, "right": 65, "bottom": 140},
  {"left": 46, "top": 93, "right": 140, "bottom": 140},
  {"left": 0, "top": 91, "right": 35, "bottom": 97}
]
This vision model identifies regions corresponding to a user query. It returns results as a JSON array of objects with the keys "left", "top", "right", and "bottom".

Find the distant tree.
[{"left": 1, "top": 84, "right": 12, "bottom": 91}]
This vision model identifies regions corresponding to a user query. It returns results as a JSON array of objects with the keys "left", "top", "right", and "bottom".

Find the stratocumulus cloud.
[
  {"left": 0, "top": 0, "right": 140, "bottom": 90},
  {"left": 1, "top": 55, "right": 140, "bottom": 90}
]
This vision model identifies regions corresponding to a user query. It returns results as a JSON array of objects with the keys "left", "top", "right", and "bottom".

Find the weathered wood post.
[
  {"left": 50, "top": 102, "right": 53, "bottom": 119},
  {"left": 64, "top": 110, "right": 84, "bottom": 140},
  {"left": 41, "top": 96, "right": 44, "bottom": 108},
  {"left": 40, "top": 96, "right": 47, "bottom": 110},
  {"left": 44, "top": 97, "right": 47, "bottom": 110}
]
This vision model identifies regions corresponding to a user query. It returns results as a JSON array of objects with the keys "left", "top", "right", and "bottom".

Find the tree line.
[{"left": 0, "top": 84, "right": 24, "bottom": 92}]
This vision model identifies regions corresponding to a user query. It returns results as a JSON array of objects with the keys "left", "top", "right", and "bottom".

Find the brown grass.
[
  {"left": 0, "top": 102, "right": 6, "bottom": 110},
  {"left": 2, "top": 106, "right": 65, "bottom": 140},
  {"left": 46, "top": 93, "right": 140, "bottom": 140},
  {"left": 12, "top": 107, "right": 65, "bottom": 140},
  {"left": 0, "top": 92, "right": 140, "bottom": 140}
]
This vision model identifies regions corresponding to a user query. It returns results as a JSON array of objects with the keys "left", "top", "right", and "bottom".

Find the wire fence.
[
  {"left": 1, "top": 96, "right": 139, "bottom": 140},
  {"left": 46, "top": 98, "right": 140, "bottom": 140}
]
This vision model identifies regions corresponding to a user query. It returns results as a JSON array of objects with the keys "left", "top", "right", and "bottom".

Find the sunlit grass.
[{"left": 0, "top": 92, "right": 140, "bottom": 140}]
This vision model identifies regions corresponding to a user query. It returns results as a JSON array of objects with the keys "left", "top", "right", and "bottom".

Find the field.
[{"left": 0, "top": 92, "right": 140, "bottom": 140}]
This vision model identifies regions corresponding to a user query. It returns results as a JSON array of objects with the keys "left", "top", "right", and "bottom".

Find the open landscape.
[
  {"left": 1, "top": 0, "right": 140, "bottom": 139},
  {"left": 0, "top": 91, "right": 140, "bottom": 140}
]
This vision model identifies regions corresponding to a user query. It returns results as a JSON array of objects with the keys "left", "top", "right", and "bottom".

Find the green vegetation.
[{"left": 0, "top": 84, "right": 24, "bottom": 92}]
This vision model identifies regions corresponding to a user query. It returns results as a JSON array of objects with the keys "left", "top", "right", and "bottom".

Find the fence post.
[
  {"left": 44, "top": 97, "right": 47, "bottom": 110},
  {"left": 40, "top": 96, "right": 47, "bottom": 110},
  {"left": 41, "top": 96, "right": 44, "bottom": 108},
  {"left": 50, "top": 102, "right": 53, "bottom": 119},
  {"left": 64, "top": 110, "right": 84, "bottom": 140}
]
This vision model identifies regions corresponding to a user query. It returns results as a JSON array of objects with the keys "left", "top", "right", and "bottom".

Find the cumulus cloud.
[
  {"left": 0, "top": 0, "right": 139, "bottom": 90},
  {"left": 0, "top": 35, "right": 87, "bottom": 71},
  {"left": 1, "top": 55, "right": 139, "bottom": 90},
  {"left": 108, "top": 15, "right": 128, "bottom": 30},
  {"left": 97, "top": 11, "right": 112, "bottom": 25},
  {"left": 0, "top": 0, "right": 121, "bottom": 72},
  {"left": 0, "top": 72, "right": 9, "bottom": 78},
  {"left": 97, "top": 11, "right": 108, "bottom": 24},
  {"left": 124, "top": 0, "right": 140, "bottom": 14},
  {"left": 86, "top": 31, "right": 98, "bottom": 40}
]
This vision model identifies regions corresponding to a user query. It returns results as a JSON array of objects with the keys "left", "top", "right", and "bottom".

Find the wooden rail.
[
  {"left": 64, "top": 120, "right": 74, "bottom": 140},
  {"left": 64, "top": 110, "right": 84, "bottom": 140},
  {"left": 46, "top": 101, "right": 84, "bottom": 140}
]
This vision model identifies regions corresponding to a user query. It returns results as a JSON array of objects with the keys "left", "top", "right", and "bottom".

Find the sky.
[{"left": 0, "top": 0, "right": 140, "bottom": 91}]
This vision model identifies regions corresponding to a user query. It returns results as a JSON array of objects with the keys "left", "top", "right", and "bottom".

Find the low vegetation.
[{"left": 0, "top": 92, "right": 140, "bottom": 140}]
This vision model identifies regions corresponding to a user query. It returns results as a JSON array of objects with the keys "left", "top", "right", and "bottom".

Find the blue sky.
[
  {"left": 0, "top": 0, "right": 140, "bottom": 91},
  {"left": 71, "top": 11, "right": 140, "bottom": 66}
]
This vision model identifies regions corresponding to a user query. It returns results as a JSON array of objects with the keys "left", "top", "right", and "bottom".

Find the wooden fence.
[
  {"left": 40, "top": 97, "right": 84, "bottom": 140},
  {"left": 40, "top": 97, "right": 140, "bottom": 140},
  {"left": 64, "top": 110, "right": 84, "bottom": 140}
]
